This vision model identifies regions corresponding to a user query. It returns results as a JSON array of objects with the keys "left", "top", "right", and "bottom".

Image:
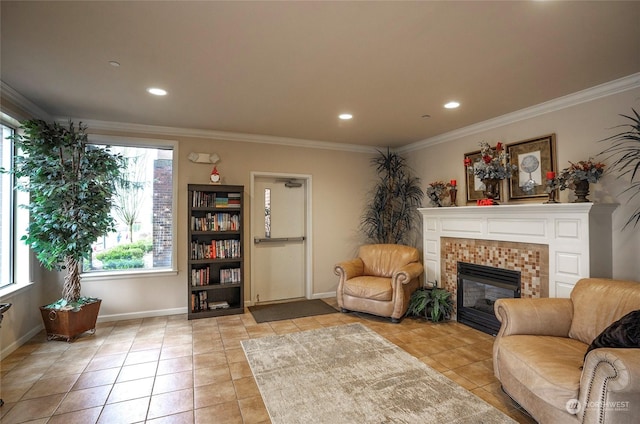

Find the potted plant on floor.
[
  {"left": 8, "top": 120, "right": 124, "bottom": 341},
  {"left": 405, "top": 285, "right": 453, "bottom": 322}
]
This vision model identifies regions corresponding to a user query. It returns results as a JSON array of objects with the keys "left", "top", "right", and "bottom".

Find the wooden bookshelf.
[{"left": 187, "top": 184, "right": 244, "bottom": 319}]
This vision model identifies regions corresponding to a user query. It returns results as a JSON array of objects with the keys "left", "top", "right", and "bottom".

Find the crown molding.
[
  {"left": 1, "top": 81, "right": 379, "bottom": 154},
  {"left": 4, "top": 73, "right": 638, "bottom": 155},
  {"left": 62, "top": 118, "right": 382, "bottom": 154},
  {"left": 398, "top": 72, "right": 640, "bottom": 154},
  {"left": 0, "top": 81, "right": 52, "bottom": 121}
]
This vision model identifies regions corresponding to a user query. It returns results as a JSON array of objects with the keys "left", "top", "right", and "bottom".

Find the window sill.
[
  {"left": 0, "top": 281, "right": 36, "bottom": 301},
  {"left": 81, "top": 268, "right": 178, "bottom": 282}
]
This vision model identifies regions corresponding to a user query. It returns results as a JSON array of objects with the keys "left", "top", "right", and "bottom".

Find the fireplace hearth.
[{"left": 457, "top": 262, "right": 520, "bottom": 336}]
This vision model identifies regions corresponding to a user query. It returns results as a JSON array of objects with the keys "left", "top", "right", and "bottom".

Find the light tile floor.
[{"left": 0, "top": 299, "right": 536, "bottom": 424}]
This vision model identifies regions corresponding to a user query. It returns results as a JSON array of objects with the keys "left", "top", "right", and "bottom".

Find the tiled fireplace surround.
[
  {"left": 442, "top": 238, "right": 548, "bottom": 308},
  {"left": 419, "top": 203, "right": 617, "bottom": 317}
]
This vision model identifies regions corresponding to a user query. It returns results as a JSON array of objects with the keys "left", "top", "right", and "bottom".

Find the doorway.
[{"left": 250, "top": 173, "right": 311, "bottom": 304}]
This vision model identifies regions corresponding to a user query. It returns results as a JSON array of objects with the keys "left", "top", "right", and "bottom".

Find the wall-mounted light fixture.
[{"left": 188, "top": 152, "right": 220, "bottom": 164}]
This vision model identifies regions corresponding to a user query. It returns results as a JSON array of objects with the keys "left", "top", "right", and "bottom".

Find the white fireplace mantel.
[{"left": 418, "top": 203, "right": 618, "bottom": 298}]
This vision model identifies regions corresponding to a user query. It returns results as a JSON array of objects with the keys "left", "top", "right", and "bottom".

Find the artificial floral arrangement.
[
  {"left": 555, "top": 159, "right": 605, "bottom": 191},
  {"left": 465, "top": 141, "right": 518, "bottom": 180},
  {"left": 425, "top": 181, "right": 452, "bottom": 207}
]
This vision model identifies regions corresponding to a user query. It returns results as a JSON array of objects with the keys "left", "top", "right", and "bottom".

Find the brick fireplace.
[{"left": 419, "top": 203, "right": 617, "bottom": 299}]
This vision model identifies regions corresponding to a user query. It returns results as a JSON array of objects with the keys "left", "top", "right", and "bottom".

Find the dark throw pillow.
[{"left": 584, "top": 309, "right": 640, "bottom": 360}]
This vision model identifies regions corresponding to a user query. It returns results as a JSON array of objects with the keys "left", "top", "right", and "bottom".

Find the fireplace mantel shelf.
[{"left": 418, "top": 203, "right": 618, "bottom": 298}]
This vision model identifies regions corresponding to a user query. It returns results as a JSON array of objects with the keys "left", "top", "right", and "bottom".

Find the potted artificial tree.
[
  {"left": 599, "top": 108, "right": 640, "bottom": 228},
  {"left": 9, "top": 120, "right": 123, "bottom": 341},
  {"left": 360, "top": 149, "right": 424, "bottom": 245}
]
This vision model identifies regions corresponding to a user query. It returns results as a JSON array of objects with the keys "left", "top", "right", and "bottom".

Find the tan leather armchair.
[
  {"left": 334, "top": 244, "right": 423, "bottom": 323},
  {"left": 493, "top": 278, "right": 640, "bottom": 424}
]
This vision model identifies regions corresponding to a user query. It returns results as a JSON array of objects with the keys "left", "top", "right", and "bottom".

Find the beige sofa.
[
  {"left": 493, "top": 278, "right": 640, "bottom": 423},
  {"left": 334, "top": 244, "right": 423, "bottom": 322}
]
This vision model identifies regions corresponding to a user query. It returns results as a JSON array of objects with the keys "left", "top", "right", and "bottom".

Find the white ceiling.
[{"left": 1, "top": 1, "right": 639, "bottom": 148}]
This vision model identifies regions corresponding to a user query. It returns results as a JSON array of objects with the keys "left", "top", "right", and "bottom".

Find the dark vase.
[
  {"left": 481, "top": 178, "right": 502, "bottom": 204},
  {"left": 573, "top": 179, "right": 590, "bottom": 203}
]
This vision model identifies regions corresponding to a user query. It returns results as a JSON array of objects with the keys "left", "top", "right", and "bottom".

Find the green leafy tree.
[
  {"left": 599, "top": 109, "right": 640, "bottom": 229},
  {"left": 8, "top": 120, "right": 124, "bottom": 303},
  {"left": 360, "top": 149, "right": 424, "bottom": 245},
  {"left": 113, "top": 150, "right": 148, "bottom": 241}
]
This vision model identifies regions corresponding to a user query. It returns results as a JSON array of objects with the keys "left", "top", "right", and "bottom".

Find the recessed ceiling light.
[
  {"left": 108, "top": 61, "right": 120, "bottom": 67},
  {"left": 339, "top": 113, "right": 353, "bottom": 120},
  {"left": 444, "top": 101, "right": 460, "bottom": 109},
  {"left": 147, "top": 87, "right": 167, "bottom": 96}
]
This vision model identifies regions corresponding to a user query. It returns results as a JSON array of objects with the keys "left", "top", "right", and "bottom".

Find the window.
[
  {"left": 84, "top": 137, "right": 177, "bottom": 276},
  {"left": 0, "top": 124, "right": 15, "bottom": 289},
  {"left": 264, "top": 188, "right": 271, "bottom": 238}
]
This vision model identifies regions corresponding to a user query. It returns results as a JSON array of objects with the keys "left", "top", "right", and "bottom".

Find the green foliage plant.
[
  {"left": 599, "top": 109, "right": 640, "bottom": 229},
  {"left": 360, "top": 149, "right": 424, "bottom": 245},
  {"left": 405, "top": 286, "right": 454, "bottom": 322},
  {"left": 95, "top": 241, "right": 150, "bottom": 269},
  {"left": 8, "top": 120, "right": 124, "bottom": 304}
]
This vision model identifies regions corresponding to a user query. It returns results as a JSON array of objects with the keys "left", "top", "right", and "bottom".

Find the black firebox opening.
[{"left": 457, "top": 262, "right": 521, "bottom": 336}]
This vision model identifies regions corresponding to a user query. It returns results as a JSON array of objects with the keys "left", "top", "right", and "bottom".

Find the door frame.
[{"left": 250, "top": 171, "right": 313, "bottom": 305}]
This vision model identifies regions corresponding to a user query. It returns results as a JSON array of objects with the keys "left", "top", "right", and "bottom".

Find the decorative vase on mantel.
[
  {"left": 572, "top": 179, "right": 591, "bottom": 203},
  {"left": 482, "top": 178, "right": 502, "bottom": 204}
]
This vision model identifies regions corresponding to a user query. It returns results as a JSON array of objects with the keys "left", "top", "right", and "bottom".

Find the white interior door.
[{"left": 252, "top": 176, "right": 306, "bottom": 303}]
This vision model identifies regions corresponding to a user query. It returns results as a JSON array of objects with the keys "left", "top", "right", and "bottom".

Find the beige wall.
[
  {"left": 404, "top": 87, "right": 640, "bottom": 281},
  {"left": 80, "top": 133, "right": 375, "bottom": 320},
  {"left": 2, "top": 82, "right": 639, "bottom": 358}
]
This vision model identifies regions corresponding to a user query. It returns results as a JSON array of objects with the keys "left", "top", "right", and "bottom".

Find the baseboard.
[
  {"left": 244, "top": 292, "right": 337, "bottom": 307},
  {"left": 97, "top": 307, "right": 188, "bottom": 323},
  {"left": 310, "top": 291, "right": 336, "bottom": 299},
  {"left": 0, "top": 323, "right": 43, "bottom": 360}
]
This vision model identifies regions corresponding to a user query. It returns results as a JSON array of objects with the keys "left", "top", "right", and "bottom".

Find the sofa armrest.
[
  {"left": 392, "top": 262, "right": 424, "bottom": 285},
  {"left": 578, "top": 348, "right": 640, "bottom": 423},
  {"left": 334, "top": 258, "right": 364, "bottom": 281},
  {"left": 495, "top": 298, "right": 573, "bottom": 338}
]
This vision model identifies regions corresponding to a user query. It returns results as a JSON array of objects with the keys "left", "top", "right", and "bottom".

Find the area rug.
[
  {"left": 241, "top": 323, "right": 516, "bottom": 424},
  {"left": 248, "top": 299, "right": 338, "bottom": 323}
]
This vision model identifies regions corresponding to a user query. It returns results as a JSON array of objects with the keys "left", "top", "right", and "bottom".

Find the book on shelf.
[
  {"left": 228, "top": 193, "right": 241, "bottom": 208},
  {"left": 192, "top": 191, "right": 217, "bottom": 208},
  {"left": 190, "top": 213, "right": 239, "bottom": 232},
  {"left": 208, "top": 300, "right": 230, "bottom": 310},
  {"left": 220, "top": 267, "right": 241, "bottom": 284},
  {"left": 214, "top": 193, "right": 241, "bottom": 209},
  {"left": 191, "top": 267, "right": 210, "bottom": 286},
  {"left": 192, "top": 191, "right": 241, "bottom": 209},
  {"left": 190, "top": 239, "right": 241, "bottom": 260},
  {"left": 191, "top": 290, "right": 209, "bottom": 312}
]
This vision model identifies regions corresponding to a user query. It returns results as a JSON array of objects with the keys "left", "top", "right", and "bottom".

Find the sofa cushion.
[
  {"left": 585, "top": 309, "right": 640, "bottom": 359},
  {"left": 343, "top": 276, "right": 393, "bottom": 301},
  {"left": 569, "top": 278, "right": 640, "bottom": 344},
  {"left": 497, "top": 335, "right": 587, "bottom": 411}
]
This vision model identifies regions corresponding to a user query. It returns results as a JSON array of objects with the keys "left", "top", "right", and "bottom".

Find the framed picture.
[
  {"left": 507, "top": 134, "right": 557, "bottom": 200},
  {"left": 464, "top": 150, "right": 503, "bottom": 203}
]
